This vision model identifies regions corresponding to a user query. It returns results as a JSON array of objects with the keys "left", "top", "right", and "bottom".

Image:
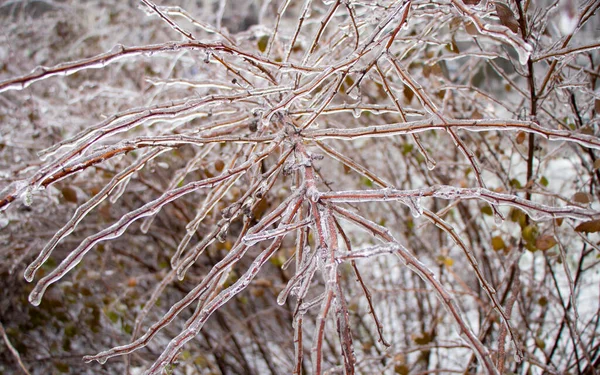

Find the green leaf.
[
  {"left": 481, "top": 205, "right": 493, "bottom": 216},
  {"left": 540, "top": 176, "right": 549, "bottom": 187},
  {"left": 509, "top": 178, "right": 522, "bottom": 189},
  {"left": 361, "top": 177, "right": 374, "bottom": 187},
  {"left": 107, "top": 311, "right": 119, "bottom": 324}
]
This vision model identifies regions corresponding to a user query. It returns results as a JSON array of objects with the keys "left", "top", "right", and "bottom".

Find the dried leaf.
[
  {"left": 595, "top": 99, "right": 600, "bottom": 114},
  {"left": 464, "top": 21, "right": 479, "bottom": 35},
  {"left": 214, "top": 159, "right": 225, "bottom": 172},
  {"left": 394, "top": 364, "right": 410, "bottom": 375},
  {"left": 495, "top": 2, "right": 520, "bottom": 33},
  {"left": 403, "top": 84, "right": 414, "bottom": 103},
  {"left": 535, "top": 235, "right": 557, "bottom": 251},
  {"left": 516, "top": 131, "right": 526, "bottom": 144},
  {"left": 593, "top": 159, "right": 600, "bottom": 171},
  {"left": 572, "top": 192, "right": 593, "bottom": 204},
  {"left": 463, "top": 0, "right": 481, "bottom": 5},
  {"left": 61, "top": 186, "right": 78, "bottom": 203},
  {"left": 413, "top": 332, "right": 433, "bottom": 345},
  {"left": 449, "top": 17, "right": 462, "bottom": 32},
  {"left": 575, "top": 219, "right": 600, "bottom": 233},
  {"left": 422, "top": 64, "right": 432, "bottom": 78}
]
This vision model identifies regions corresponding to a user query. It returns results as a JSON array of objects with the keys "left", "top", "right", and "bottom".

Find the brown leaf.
[
  {"left": 593, "top": 159, "right": 600, "bottom": 171},
  {"left": 516, "top": 131, "right": 526, "bottom": 144},
  {"left": 572, "top": 192, "right": 593, "bottom": 204},
  {"left": 403, "top": 84, "right": 414, "bottom": 103},
  {"left": 214, "top": 159, "right": 225, "bottom": 172},
  {"left": 575, "top": 219, "right": 600, "bottom": 233},
  {"left": 464, "top": 21, "right": 479, "bottom": 35},
  {"left": 595, "top": 99, "right": 600, "bottom": 114},
  {"left": 495, "top": 2, "right": 520, "bottom": 33},
  {"left": 535, "top": 235, "right": 557, "bottom": 251},
  {"left": 463, "top": 0, "right": 481, "bottom": 5},
  {"left": 61, "top": 186, "right": 78, "bottom": 203}
]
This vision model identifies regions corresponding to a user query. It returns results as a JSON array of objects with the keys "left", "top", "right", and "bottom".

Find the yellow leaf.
[
  {"left": 257, "top": 35, "right": 269, "bottom": 53},
  {"left": 522, "top": 225, "right": 537, "bottom": 243},
  {"left": 437, "top": 255, "right": 454, "bottom": 267},
  {"left": 535, "top": 338, "right": 546, "bottom": 350},
  {"left": 491, "top": 236, "right": 505, "bottom": 251}
]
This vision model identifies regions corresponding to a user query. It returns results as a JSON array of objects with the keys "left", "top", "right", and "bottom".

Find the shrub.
[{"left": 1, "top": 0, "right": 599, "bottom": 374}]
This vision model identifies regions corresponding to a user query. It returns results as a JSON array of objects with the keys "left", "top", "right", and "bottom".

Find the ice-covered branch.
[{"left": 320, "top": 185, "right": 599, "bottom": 221}]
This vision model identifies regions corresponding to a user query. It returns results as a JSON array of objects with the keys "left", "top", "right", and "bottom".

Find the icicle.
[
  {"left": 401, "top": 196, "right": 422, "bottom": 217},
  {"left": 494, "top": 210, "right": 504, "bottom": 225}
]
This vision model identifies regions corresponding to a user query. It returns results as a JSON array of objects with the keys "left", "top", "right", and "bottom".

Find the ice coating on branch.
[
  {"left": 277, "top": 247, "right": 316, "bottom": 305},
  {"left": 558, "top": 0, "right": 578, "bottom": 35},
  {"left": 404, "top": 196, "right": 422, "bottom": 217},
  {"left": 494, "top": 210, "right": 504, "bottom": 225},
  {"left": 426, "top": 158, "right": 436, "bottom": 171},
  {"left": 306, "top": 185, "right": 321, "bottom": 202},
  {"left": 21, "top": 187, "right": 33, "bottom": 207},
  {"left": 243, "top": 219, "right": 311, "bottom": 246},
  {"left": 516, "top": 41, "right": 533, "bottom": 65}
]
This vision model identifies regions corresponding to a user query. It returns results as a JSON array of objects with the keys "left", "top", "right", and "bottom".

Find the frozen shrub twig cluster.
[{"left": 1, "top": 0, "right": 599, "bottom": 374}]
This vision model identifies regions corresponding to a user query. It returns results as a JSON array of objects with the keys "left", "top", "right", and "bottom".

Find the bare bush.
[{"left": 1, "top": 0, "right": 599, "bottom": 374}]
